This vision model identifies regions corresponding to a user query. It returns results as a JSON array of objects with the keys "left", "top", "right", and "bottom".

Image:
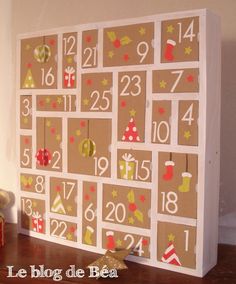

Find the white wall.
[{"left": 1, "top": 0, "right": 235, "bottom": 243}]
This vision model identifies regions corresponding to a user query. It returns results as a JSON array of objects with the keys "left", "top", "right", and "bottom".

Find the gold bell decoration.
[
  {"left": 79, "top": 138, "right": 96, "bottom": 157},
  {"left": 34, "top": 44, "right": 51, "bottom": 63}
]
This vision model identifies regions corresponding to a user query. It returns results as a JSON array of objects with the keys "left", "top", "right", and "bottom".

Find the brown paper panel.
[
  {"left": 21, "top": 35, "right": 58, "bottom": 89},
  {"left": 21, "top": 197, "right": 45, "bottom": 234},
  {"left": 103, "top": 184, "right": 151, "bottom": 229},
  {"left": 82, "top": 181, "right": 97, "bottom": 246},
  {"left": 178, "top": 101, "right": 198, "bottom": 146},
  {"left": 20, "top": 135, "right": 32, "bottom": 168},
  {"left": 20, "top": 95, "right": 32, "bottom": 129},
  {"left": 118, "top": 71, "right": 146, "bottom": 142},
  {"left": 50, "top": 177, "right": 78, "bottom": 217},
  {"left": 36, "top": 95, "right": 76, "bottom": 112},
  {"left": 68, "top": 118, "right": 111, "bottom": 177},
  {"left": 81, "top": 29, "right": 98, "bottom": 69},
  {"left": 36, "top": 117, "right": 62, "bottom": 171},
  {"left": 152, "top": 69, "right": 199, "bottom": 93},
  {"left": 152, "top": 101, "right": 171, "bottom": 144},
  {"left": 157, "top": 222, "right": 196, "bottom": 269},
  {"left": 81, "top": 73, "right": 112, "bottom": 112},
  {"left": 103, "top": 22, "right": 154, "bottom": 67},
  {"left": 62, "top": 32, "right": 77, "bottom": 88},
  {"left": 161, "top": 17, "right": 199, "bottom": 63},
  {"left": 158, "top": 152, "right": 198, "bottom": 218},
  {"left": 102, "top": 229, "right": 150, "bottom": 258},
  {"left": 20, "top": 173, "right": 45, "bottom": 194},
  {"left": 50, "top": 218, "right": 77, "bottom": 242},
  {"left": 117, "top": 149, "right": 152, "bottom": 182}
]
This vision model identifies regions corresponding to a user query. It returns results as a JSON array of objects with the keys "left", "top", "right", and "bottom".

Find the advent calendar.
[{"left": 17, "top": 9, "right": 221, "bottom": 277}]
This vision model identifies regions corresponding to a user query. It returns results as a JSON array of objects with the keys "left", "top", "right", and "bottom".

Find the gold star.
[
  {"left": 67, "top": 205, "right": 72, "bottom": 212},
  {"left": 46, "top": 120, "right": 51, "bottom": 127},
  {"left": 168, "top": 233, "right": 175, "bottom": 242},
  {"left": 185, "top": 46, "right": 192, "bottom": 55},
  {"left": 167, "top": 25, "right": 174, "bottom": 33},
  {"left": 67, "top": 233, "right": 73, "bottom": 240},
  {"left": 23, "top": 117, "right": 28, "bottom": 124},
  {"left": 108, "top": 50, "right": 114, "bottom": 59},
  {"left": 25, "top": 44, "right": 31, "bottom": 50},
  {"left": 101, "top": 78, "right": 108, "bottom": 86},
  {"left": 67, "top": 56, "right": 73, "bottom": 64},
  {"left": 46, "top": 97, "right": 51, "bottom": 104},
  {"left": 139, "top": 27, "right": 146, "bottom": 35},
  {"left": 128, "top": 217, "right": 135, "bottom": 224},
  {"left": 184, "top": 130, "right": 191, "bottom": 140},
  {"left": 57, "top": 97, "right": 62, "bottom": 104},
  {"left": 129, "top": 109, "right": 136, "bottom": 117},
  {"left": 116, "top": 239, "right": 122, "bottom": 247},
  {"left": 111, "top": 190, "right": 118, "bottom": 198},
  {"left": 76, "top": 129, "right": 81, "bottom": 136},
  {"left": 83, "top": 98, "right": 89, "bottom": 106},
  {"left": 32, "top": 201, "right": 37, "bottom": 208},
  {"left": 159, "top": 80, "right": 167, "bottom": 88},
  {"left": 56, "top": 134, "right": 61, "bottom": 141}
]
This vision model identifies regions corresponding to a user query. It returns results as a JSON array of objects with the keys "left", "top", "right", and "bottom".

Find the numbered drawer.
[
  {"left": 178, "top": 100, "right": 198, "bottom": 146},
  {"left": 21, "top": 197, "right": 45, "bottom": 234},
  {"left": 103, "top": 184, "right": 151, "bottom": 229},
  {"left": 36, "top": 95, "right": 76, "bottom": 112},
  {"left": 81, "top": 72, "right": 112, "bottom": 112},
  {"left": 157, "top": 221, "right": 196, "bottom": 269},
  {"left": 103, "top": 22, "right": 154, "bottom": 67},
  {"left": 152, "top": 100, "right": 171, "bottom": 144},
  {"left": 82, "top": 29, "right": 98, "bottom": 69},
  {"left": 20, "top": 135, "right": 32, "bottom": 168},
  {"left": 50, "top": 218, "right": 77, "bottom": 242},
  {"left": 63, "top": 32, "right": 77, "bottom": 88},
  {"left": 161, "top": 17, "right": 199, "bottom": 63},
  {"left": 20, "top": 173, "right": 45, "bottom": 194},
  {"left": 20, "top": 35, "right": 57, "bottom": 89},
  {"left": 68, "top": 118, "right": 111, "bottom": 177},
  {"left": 152, "top": 68, "right": 199, "bottom": 93},
  {"left": 158, "top": 152, "right": 198, "bottom": 218},
  {"left": 36, "top": 117, "right": 62, "bottom": 171},
  {"left": 82, "top": 181, "right": 97, "bottom": 246},
  {"left": 20, "top": 95, "right": 32, "bottom": 129},
  {"left": 102, "top": 229, "right": 150, "bottom": 258},
  {"left": 117, "top": 149, "right": 152, "bottom": 182},
  {"left": 118, "top": 71, "right": 146, "bottom": 143},
  {"left": 50, "top": 177, "right": 77, "bottom": 217}
]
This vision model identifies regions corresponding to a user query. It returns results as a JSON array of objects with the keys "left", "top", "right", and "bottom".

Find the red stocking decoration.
[
  {"left": 163, "top": 161, "right": 175, "bottom": 181},
  {"left": 164, "top": 39, "right": 176, "bottom": 61},
  {"left": 106, "top": 231, "right": 115, "bottom": 250}
]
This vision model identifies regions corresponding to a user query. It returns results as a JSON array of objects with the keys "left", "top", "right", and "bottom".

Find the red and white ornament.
[
  {"left": 32, "top": 211, "right": 44, "bottom": 233},
  {"left": 164, "top": 39, "right": 176, "bottom": 61},
  {"left": 64, "top": 66, "right": 75, "bottom": 88},
  {"left": 106, "top": 231, "right": 115, "bottom": 250},
  {"left": 122, "top": 117, "right": 140, "bottom": 142},
  {"left": 36, "top": 148, "right": 51, "bottom": 166},
  {"left": 161, "top": 241, "right": 181, "bottom": 266}
]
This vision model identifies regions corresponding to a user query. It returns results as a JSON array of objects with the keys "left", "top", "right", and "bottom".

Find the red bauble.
[{"left": 36, "top": 148, "right": 52, "bottom": 166}]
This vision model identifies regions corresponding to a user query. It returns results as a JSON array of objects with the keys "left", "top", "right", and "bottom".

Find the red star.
[
  {"left": 38, "top": 100, "right": 44, "bottom": 107},
  {"left": 69, "top": 226, "right": 76, "bottom": 233},
  {"left": 55, "top": 185, "right": 61, "bottom": 192},
  {"left": 51, "top": 101, "right": 57, "bottom": 109},
  {"left": 27, "top": 63, "right": 32, "bottom": 68},
  {"left": 49, "top": 39, "right": 55, "bottom": 46},
  {"left": 85, "top": 35, "right": 92, "bottom": 43},
  {"left": 186, "top": 74, "right": 194, "bottom": 82},
  {"left": 50, "top": 127, "right": 56, "bottom": 134},
  {"left": 24, "top": 138, "right": 29, "bottom": 144},
  {"left": 158, "top": 107, "right": 165, "bottom": 115},
  {"left": 142, "top": 239, "right": 148, "bottom": 246},
  {"left": 69, "top": 136, "right": 75, "bottom": 143},
  {"left": 139, "top": 195, "right": 146, "bottom": 202},
  {"left": 80, "top": 120, "right": 86, "bottom": 128},
  {"left": 90, "top": 185, "right": 95, "bottom": 192},
  {"left": 121, "top": 100, "right": 126, "bottom": 108},
  {"left": 123, "top": 54, "right": 129, "bottom": 61},
  {"left": 86, "top": 79, "right": 92, "bottom": 86},
  {"left": 84, "top": 194, "right": 90, "bottom": 201}
]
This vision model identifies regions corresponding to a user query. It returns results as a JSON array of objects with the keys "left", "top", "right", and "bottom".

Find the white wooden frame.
[{"left": 16, "top": 9, "right": 221, "bottom": 277}]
